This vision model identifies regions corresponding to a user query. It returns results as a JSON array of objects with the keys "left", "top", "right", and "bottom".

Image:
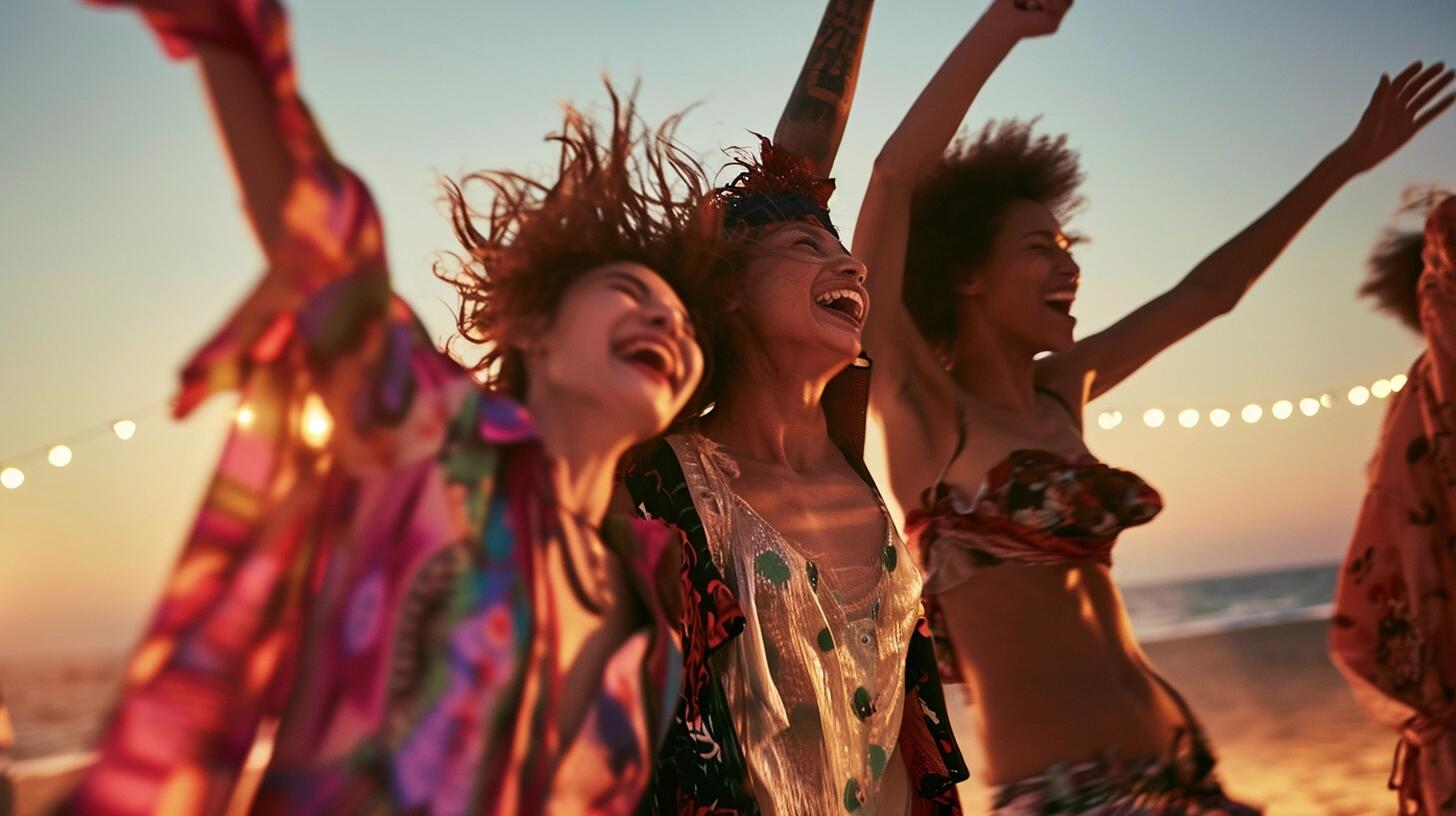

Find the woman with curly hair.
[
  {"left": 65, "top": 1, "right": 717, "bottom": 814},
  {"left": 622, "top": 4, "right": 968, "bottom": 814},
  {"left": 1332, "top": 190, "right": 1456, "bottom": 815},
  {"left": 853, "top": 0, "right": 1454, "bottom": 811}
]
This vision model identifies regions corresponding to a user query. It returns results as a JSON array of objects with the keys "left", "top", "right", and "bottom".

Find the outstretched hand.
[
  {"left": 1340, "top": 61, "right": 1455, "bottom": 176},
  {"left": 985, "top": 0, "right": 1073, "bottom": 41}
]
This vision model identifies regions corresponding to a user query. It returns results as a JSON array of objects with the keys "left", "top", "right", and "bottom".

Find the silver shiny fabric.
[{"left": 667, "top": 433, "right": 922, "bottom": 815}]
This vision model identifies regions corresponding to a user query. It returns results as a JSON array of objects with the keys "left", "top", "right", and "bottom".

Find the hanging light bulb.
[
  {"left": 1272, "top": 400, "right": 1294, "bottom": 420},
  {"left": 1241, "top": 404, "right": 1263, "bottom": 424},
  {"left": 1391, "top": 374, "right": 1408, "bottom": 392},
  {"left": 1, "top": 467, "right": 23, "bottom": 490},
  {"left": 1320, "top": 393, "right": 1334, "bottom": 409},
  {"left": 1177, "top": 409, "right": 1199, "bottom": 428},
  {"left": 1348, "top": 386, "right": 1371, "bottom": 407},
  {"left": 1209, "top": 408, "right": 1231, "bottom": 428},
  {"left": 1371, "top": 379, "right": 1392, "bottom": 399},
  {"left": 1299, "top": 397, "right": 1320, "bottom": 417},
  {"left": 48, "top": 445, "right": 73, "bottom": 467},
  {"left": 1097, "top": 411, "right": 1123, "bottom": 430},
  {"left": 112, "top": 419, "right": 137, "bottom": 441},
  {"left": 1143, "top": 408, "right": 1166, "bottom": 429}
]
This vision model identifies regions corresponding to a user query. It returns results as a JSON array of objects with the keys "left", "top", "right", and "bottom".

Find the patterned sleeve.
[{"left": 62, "top": 4, "right": 465, "bottom": 813}]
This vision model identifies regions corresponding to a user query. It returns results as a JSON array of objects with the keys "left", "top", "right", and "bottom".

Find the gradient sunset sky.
[{"left": 2, "top": 0, "right": 1454, "bottom": 657}]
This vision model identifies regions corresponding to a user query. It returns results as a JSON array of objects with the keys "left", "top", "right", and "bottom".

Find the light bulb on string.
[
  {"left": 1, "top": 467, "right": 23, "bottom": 490},
  {"left": 1349, "top": 386, "right": 1371, "bottom": 406},
  {"left": 1299, "top": 398, "right": 1320, "bottom": 417},
  {"left": 1371, "top": 379, "right": 1392, "bottom": 399},
  {"left": 1143, "top": 409, "right": 1165, "bottom": 429},
  {"left": 1272, "top": 400, "right": 1294, "bottom": 420},
  {"left": 1391, "top": 374, "right": 1408, "bottom": 392},
  {"left": 48, "top": 445, "right": 73, "bottom": 468},
  {"left": 1241, "top": 404, "right": 1263, "bottom": 424},
  {"left": 1177, "top": 409, "right": 1199, "bottom": 428},
  {"left": 113, "top": 420, "right": 137, "bottom": 441},
  {"left": 1097, "top": 411, "right": 1122, "bottom": 430},
  {"left": 1320, "top": 394, "right": 1334, "bottom": 409},
  {"left": 1209, "top": 409, "right": 1231, "bottom": 428}
]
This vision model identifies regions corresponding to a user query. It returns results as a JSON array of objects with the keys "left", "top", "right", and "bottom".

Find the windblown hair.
[
  {"left": 904, "top": 119, "right": 1084, "bottom": 352},
  {"left": 435, "top": 83, "right": 721, "bottom": 405},
  {"left": 1360, "top": 187, "right": 1454, "bottom": 335}
]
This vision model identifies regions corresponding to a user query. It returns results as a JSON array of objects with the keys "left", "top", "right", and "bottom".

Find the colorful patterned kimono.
[
  {"left": 1332, "top": 197, "right": 1456, "bottom": 815},
  {"left": 64, "top": 1, "right": 681, "bottom": 813}
]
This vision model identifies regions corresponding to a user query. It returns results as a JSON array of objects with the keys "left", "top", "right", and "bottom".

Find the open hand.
[
  {"left": 1341, "top": 61, "right": 1455, "bottom": 176},
  {"left": 987, "top": 0, "right": 1072, "bottom": 41}
]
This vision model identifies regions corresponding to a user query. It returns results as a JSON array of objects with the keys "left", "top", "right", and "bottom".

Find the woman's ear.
[
  {"left": 508, "top": 313, "right": 551, "bottom": 356},
  {"left": 953, "top": 268, "right": 984, "bottom": 297}
]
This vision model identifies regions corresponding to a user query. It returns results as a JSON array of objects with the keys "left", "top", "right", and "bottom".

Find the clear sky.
[{"left": 2, "top": 1, "right": 1453, "bottom": 658}]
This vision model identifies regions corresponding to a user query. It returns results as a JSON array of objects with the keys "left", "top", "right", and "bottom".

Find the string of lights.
[
  {"left": 1091, "top": 372, "right": 1409, "bottom": 431},
  {"left": 0, "top": 368, "right": 1414, "bottom": 491}
]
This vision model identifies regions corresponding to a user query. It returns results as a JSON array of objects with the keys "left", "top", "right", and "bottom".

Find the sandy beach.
[{"left": 7, "top": 619, "right": 1399, "bottom": 815}]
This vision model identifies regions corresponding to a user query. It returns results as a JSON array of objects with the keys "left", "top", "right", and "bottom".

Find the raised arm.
[
  {"left": 856, "top": 0, "right": 1070, "bottom": 441},
  {"left": 1037, "top": 62, "right": 1456, "bottom": 406},
  {"left": 772, "top": 0, "right": 875, "bottom": 176}
]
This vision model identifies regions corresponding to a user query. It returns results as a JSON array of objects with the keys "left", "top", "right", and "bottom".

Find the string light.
[
  {"left": 1299, "top": 397, "right": 1320, "bottom": 417},
  {"left": 113, "top": 420, "right": 137, "bottom": 441},
  {"left": 1348, "top": 386, "right": 1370, "bottom": 406},
  {"left": 1143, "top": 408, "right": 1166, "bottom": 429},
  {"left": 1209, "top": 409, "right": 1231, "bottom": 428},
  {"left": 1097, "top": 411, "right": 1123, "bottom": 430},
  {"left": 48, "top": 445, "right": 73, "bottom": 468},
  {"left": 1241, "top": 404, "right": 1263, "bottom": 424},
  {"left": 1391, "top": 374, "right": 1408, "bottom": 392},
  {"left": 1090, "top": 372, "right": 1410, "bottom": 432},
  {"left": 1272, "top": 400, "right": 1294, "bottom": 420},
  {"left": 1178, "top": 409, "right": 1199, "bottom": 429},
  {"left": 1320, "top": 394, "right": 1334, "bottom": 409},
  {"left": 1, "top": 468, "right": 23, "bottom": 490},
  {"left": 1371, "top": 379, "right": 1392, "bottom": 399}
]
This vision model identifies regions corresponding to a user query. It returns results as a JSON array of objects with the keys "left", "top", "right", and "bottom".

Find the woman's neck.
[
  {"left": 947, "top": 324, "right": 1039, "bottom": 414},
  {"left": 702, "top": 353, "right": 842, "bottom": 473},
  {"left": 524, "top": 387, "right": 629, "bottom": 527}
]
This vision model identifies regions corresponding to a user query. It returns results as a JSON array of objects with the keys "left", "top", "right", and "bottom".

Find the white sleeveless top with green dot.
[{"left": 667, "top": 433, "right": 923, "bottom": 815}]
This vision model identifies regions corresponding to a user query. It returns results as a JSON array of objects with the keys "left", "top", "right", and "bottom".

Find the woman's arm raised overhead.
[
  {"left": 1037, "top": 62, "right": 1455, "bottom": 407},
  {"left": 773, "top": 0, "right": 876, "bottom": 177},
  {"left": 856, "top": 0, "right": 1070, "bottom": 436}
]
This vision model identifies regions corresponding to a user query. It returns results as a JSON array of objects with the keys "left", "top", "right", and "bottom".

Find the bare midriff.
[{"left": 934, "top": 560, "right": 1189, "bottom": 785}]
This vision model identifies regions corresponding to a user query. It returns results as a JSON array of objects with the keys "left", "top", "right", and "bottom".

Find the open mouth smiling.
[
  {"left": 612, "top": 334, "right": 682, "bottom": 392},
  {"left": 814, "top": 287, "right": 866, "bottom": 327}
]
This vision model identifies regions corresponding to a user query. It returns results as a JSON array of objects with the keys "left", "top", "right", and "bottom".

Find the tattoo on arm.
[{"left": 775, "top": 0, "right": 874, "bottom": 170}]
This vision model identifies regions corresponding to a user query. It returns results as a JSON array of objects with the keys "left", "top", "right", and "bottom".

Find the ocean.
[{"left": 0, "top": 561, "right": 1344, "bottom": 775}]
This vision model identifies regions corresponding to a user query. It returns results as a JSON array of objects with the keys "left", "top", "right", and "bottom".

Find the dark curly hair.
[
  {"left": 435, "top": 82, "right": 722, "bottom": 408},
  {"left": 904, "top": 119, "right": 1084, "bottom": 352},
  {"left": 1360, "top": 188, "right": 1454, "bottom": 335}
]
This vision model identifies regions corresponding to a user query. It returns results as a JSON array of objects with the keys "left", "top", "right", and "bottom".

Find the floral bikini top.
[{"left": 905, "top": 390, "right": 1164, "bottom": 574}]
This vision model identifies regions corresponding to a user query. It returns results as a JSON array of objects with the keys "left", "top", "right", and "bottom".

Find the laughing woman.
[
  {"left": 853, "top": 0, "right": 1455, "bottom": 812},
  {"left": 66, "top": 1, "right": 718, "bottom": 813},
  {"left": 622, "top": 5, "right": 966, "bottom": 815}
]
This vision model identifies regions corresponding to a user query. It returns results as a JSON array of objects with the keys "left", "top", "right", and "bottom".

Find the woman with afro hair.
[
  {"left": 852, "top": 0, "right": 1454, "bottom": 811},
  {"left": 64, "top": 0, "right": 720, "bottom": 813}
]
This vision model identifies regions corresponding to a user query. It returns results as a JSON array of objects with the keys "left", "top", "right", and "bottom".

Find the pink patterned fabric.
[
  {"left": 64, "top": 2, "right": 682, "bottom": 813},
  {"left": 1332, "top": 195, "right": 1456, "bottom": 816}
]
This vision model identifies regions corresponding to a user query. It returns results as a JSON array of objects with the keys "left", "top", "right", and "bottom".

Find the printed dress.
[
  {"left": 64, "top": 1, "right": 682, "bottom": 813},
  {"left": 1332, "top": 196, "right": 1456, "bottom": 816}
]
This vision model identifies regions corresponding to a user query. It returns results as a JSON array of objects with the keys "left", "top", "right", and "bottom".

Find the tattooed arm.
[{"left": 773, "top": 0, "right": 875, "bottom": 176}]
